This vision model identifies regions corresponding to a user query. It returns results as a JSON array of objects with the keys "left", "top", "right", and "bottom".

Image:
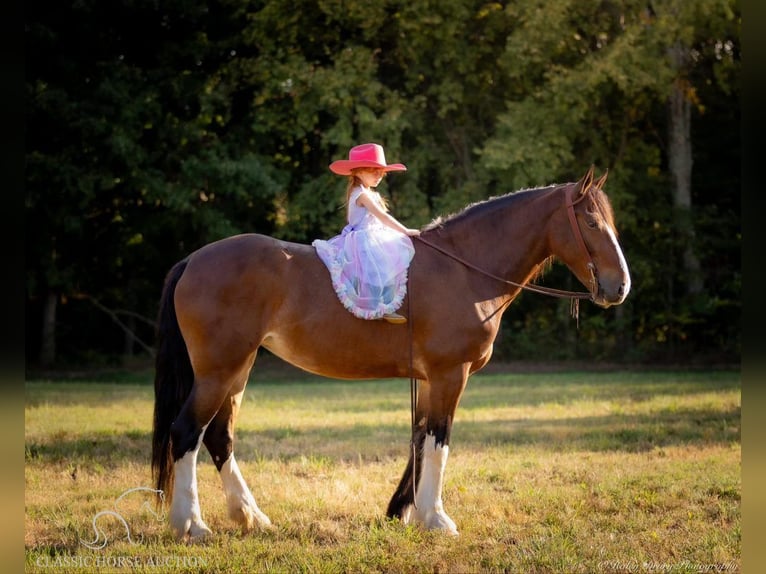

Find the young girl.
[{"left": 313, "top": 143, "right": 420, "bottom": 324}]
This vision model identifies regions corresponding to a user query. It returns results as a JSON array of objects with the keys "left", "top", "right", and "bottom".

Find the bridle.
[{"left": 564, "top": 184, "right": 598, "bottom": 297}]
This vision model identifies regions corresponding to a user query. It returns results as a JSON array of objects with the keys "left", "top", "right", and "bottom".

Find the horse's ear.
[
  {"left": 594, "top": 169, "right": 609, "bottom": 190},
  {"left": 575, "top": 165, "right": 595, "bottom": 197}
]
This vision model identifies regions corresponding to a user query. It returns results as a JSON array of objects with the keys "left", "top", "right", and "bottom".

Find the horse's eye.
[{"left": 586, "top": 216, "right": 598, "bottom": 229}]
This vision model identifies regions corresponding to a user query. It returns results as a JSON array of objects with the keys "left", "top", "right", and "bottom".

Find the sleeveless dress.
[{"left": 312, "top": 187, "right": 415, "bottom": 320}]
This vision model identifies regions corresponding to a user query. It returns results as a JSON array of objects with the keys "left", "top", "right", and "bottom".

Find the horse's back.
[
  {"left": 186, "top": 233, "right": 312, "bottom": 269},
  {"left": 172, "top": 234, "right": 325, "bottom": 367}
]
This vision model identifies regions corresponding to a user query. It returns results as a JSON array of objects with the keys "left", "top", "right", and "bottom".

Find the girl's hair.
[{"left": 345, "top": 168, "right": 389, "bottom": 215}]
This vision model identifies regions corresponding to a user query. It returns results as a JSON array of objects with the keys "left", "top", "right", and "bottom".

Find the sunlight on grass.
[{"left": 25, "top": 370, "right": 740, "bottom": 573}]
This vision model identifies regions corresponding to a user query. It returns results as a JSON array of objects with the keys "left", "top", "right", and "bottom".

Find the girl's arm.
[{"left": 356, "top": 191, "right": 420, "bottom": 236}]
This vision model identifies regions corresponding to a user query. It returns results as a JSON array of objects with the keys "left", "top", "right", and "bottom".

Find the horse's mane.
[
  {"left": 423, "top": 184, "right": 559, "bottom": 232},
  {"left": 591, "top": 185, "right": 617, "bottom": 235},
  {"left": 419, "top": 181, "right": 616, "bottom": 287}
]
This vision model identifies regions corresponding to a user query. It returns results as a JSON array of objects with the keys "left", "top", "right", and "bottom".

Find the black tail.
[
  {"left": 151, "top": 259, "right": 193, "bottom": 506},
  {"left": 386, "top": 427, "right": 425, "bottom": 519}
]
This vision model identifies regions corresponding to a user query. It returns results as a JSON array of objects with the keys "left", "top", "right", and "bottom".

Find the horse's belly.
[{"left": 261, "top": 334, "right": 403, "bottom": 380}]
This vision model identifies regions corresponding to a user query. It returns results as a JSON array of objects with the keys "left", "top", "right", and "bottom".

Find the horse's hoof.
[
  {"left": 425, "top": 513, "right": 459, "bottom": 536},
  {"left": 229, "top": 504, "right": 272, "bottom": 532},
  {"left": 399, "top": 504, "right": 459, "bottom": 535},
  {"left": 187, "top": 523, "right": 213, "bottom": 544},
  {"left": 170, "top": 518, "right": 213, "bottom": 543}
]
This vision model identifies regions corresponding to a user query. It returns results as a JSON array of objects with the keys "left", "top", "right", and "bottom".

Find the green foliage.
[{"left": 25, "top": 0, "right": 740, "bottom": 365}]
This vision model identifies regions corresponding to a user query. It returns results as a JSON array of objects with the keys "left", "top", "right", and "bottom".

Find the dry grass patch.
[{"left": 26, "top": 369, "right": 740, "bottom": 573}]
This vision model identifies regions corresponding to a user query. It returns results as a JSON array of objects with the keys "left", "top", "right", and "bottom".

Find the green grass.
[{"left": 25, "top": 369, "right": 740, "bottom": 573}]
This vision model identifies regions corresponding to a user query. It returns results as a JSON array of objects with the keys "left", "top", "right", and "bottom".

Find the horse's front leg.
[
  {"left": 387, "top": 370, "right": 467, "bottom": 535},
  {"left": 409, "top": 422, "right": 458, "bottom": 534}
]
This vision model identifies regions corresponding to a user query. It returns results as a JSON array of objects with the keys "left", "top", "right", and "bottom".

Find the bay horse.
[{"left": 151, "top": 166, "right": 630, "bottom": 542}]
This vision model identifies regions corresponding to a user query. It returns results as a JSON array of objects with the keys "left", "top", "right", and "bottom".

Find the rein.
[
  {"left": 413, "top": 185, "right": 596, "bottom": 304},
  {"left": 406, "top": 289, "right": 418, "bottom": 510},
  {"left": 414, "top": 235, "right": 593, "bottom": 301}
]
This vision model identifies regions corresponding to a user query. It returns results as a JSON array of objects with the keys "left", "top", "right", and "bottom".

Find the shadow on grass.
[
  {"left": 456, "top": 405, "right": 741, "bottom": 452},
  {"left": 26, "top": 369, "right": 740, "bottom": 410},
  {"left": 25, "top": 430, "right": 151, "bottom": 468},
  {"left": 25, "top": 402, "right": 740, "bottom": 471}
]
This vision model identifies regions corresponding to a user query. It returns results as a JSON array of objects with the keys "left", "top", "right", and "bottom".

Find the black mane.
[{"left": 423, "top": 184, "right": 560, "bottom": 231}]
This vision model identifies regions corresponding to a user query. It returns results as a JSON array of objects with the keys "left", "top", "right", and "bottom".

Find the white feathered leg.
[
  {"left": 169, "top": 428, "right": 212, "bottom": 542},
  {"left": 407, "top": 433, "right": 458, "bottom": 535},
  {"left": 219, "top": 454, "right": 272, "bottom": 531}
]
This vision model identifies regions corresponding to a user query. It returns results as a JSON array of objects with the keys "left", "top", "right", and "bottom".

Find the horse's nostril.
[{"left": 618, "top": 284, "right": 625, "bottom": 297}]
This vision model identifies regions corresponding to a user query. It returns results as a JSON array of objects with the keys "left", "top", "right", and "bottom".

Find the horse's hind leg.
[
  {"left": 168, "top": 379, "right": 228, "bottom": 542},
  {"left": 203, "top": 382, "right": 271, "bottom": 532}
]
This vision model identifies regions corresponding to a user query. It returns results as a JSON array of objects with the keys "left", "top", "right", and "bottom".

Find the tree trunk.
[
  {"left": 667, "top": 42, "right": 703, "bottom": 295},
  {"left": 39, "top": 290, "right": 57, "bottom": 367}
]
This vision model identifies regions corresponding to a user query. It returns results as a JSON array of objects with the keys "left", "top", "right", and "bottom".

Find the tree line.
[{"left": 25, "top": 0, "right": 741, "bottom": 368}]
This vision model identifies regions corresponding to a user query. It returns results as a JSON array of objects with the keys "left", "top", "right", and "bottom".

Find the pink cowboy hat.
[{"left": 329, "top": 143, "right": 407, "bottom": 175}]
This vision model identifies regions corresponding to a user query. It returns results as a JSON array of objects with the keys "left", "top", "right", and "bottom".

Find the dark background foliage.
[{"left": 25, "top": 0, "right": 740, "bottom": 368}]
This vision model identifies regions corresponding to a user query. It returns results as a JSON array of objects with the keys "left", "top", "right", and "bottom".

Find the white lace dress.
[{"left": 312, "top": 187, "right": 415, "bottom": 319}]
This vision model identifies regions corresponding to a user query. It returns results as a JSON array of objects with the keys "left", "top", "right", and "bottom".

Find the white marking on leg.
[
  {"left": 220, "top": 454, "right": 272, "bottom": 531},
  {"left": 169, "top": 425, "right": 212, "bottom": 542},
  {"left": 411, "top": 434, "right": 458, "bottom": 535},
  {"left": 401, "top": 504, "right": 414, "bottom": 525}
]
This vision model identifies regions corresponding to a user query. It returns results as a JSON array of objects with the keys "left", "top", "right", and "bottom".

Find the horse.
[{"left": 151, "top": 166, "right": 630, "bottom": 542}]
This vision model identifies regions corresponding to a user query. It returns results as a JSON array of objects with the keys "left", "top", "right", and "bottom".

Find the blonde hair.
[{"left": 345, "top": 168, "right": 389, "bottom": 216}]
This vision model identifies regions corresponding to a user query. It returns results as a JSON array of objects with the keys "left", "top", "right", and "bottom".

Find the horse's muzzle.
[{"left": 593, "top": 271, "right": 631, "bottom": 308}]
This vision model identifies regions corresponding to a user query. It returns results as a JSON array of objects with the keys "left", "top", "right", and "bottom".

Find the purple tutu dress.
[{"left": 313, "top": 187, "right": 415, "bottom": 320}]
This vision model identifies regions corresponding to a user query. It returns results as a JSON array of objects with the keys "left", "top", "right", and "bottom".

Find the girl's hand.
[{"left": 357, "top": 191, "right": 420, "bottom": 237}]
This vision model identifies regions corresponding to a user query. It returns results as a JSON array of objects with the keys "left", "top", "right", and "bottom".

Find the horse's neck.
[{"left": 439, "top": 187, "right": 560, "bottom": 285}]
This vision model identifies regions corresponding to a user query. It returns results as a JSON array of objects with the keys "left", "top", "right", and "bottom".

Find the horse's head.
[{"left": 559, "top": 166, "right": 631, "bottom": 308}]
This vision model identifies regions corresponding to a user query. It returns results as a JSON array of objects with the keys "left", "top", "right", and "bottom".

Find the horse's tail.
[{"left": 151, "top": 258, "right": 193, "bottom": 507}]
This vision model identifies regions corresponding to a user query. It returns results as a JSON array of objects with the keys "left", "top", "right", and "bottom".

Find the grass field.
[{"left": 25, "top": 366, "right": 740, "bottom": 573}]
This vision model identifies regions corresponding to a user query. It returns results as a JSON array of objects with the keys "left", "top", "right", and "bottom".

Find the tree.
[
  {"left": 26, "top": 0, "right": 283, "bottom": 365},
  {"left": 25, "top": 0, "right": 740, "bottom": 366},
  {"left": 477, "top": 0, "right": 739, "bottom": 359},
  {"left": 648, "top": 0, "right": 739, "bottom": 298}
]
